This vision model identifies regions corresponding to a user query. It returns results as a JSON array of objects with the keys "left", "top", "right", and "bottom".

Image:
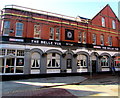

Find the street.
[{"left": 1, "top": 73, "right": 119, "bottom": 97}]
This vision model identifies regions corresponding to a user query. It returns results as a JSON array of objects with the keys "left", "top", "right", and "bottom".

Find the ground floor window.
[
  {"left": 47, "top": 53, "right": 60, "bottom": 68},
  {"left": 31, "top": 52, "right": 40, "bottom": 68},
  {"left": 0, "top": 49, "right": 24, "bottom": 74},
  {"left": 114, "top": 57, "right": 120, "bottom": 67},
  {"left": 77, "top": 55, "right": 87, "bottom": 68},
  {"left": 101, "top": 56, "right": 109, "bottom": 67}
]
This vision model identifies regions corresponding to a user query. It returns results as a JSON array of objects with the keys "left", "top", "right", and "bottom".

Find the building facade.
[{"left": 0, "top": 5, "right": 120, "bottom": 75}]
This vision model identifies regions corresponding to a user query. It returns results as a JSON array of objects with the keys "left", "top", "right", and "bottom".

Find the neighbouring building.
[{"left": 0, "top": 4, "right": 120, "bottom": 75}]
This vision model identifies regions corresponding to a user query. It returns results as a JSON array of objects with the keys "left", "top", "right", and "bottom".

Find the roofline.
[{"left": 91, "top": 4, "right": 119, "bottom": 21}]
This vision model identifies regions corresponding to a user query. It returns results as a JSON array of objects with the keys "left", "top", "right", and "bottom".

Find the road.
[{"left": 1, "top": 73, "right": 119, "bottom": 97}]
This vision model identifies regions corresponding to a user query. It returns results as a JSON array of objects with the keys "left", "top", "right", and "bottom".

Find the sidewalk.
[
  {"left": 2, "top": 76, "right": 87, "bottom": 97},
  {"left": 1, "top": 74, "right": 119, "bottom": 97}
]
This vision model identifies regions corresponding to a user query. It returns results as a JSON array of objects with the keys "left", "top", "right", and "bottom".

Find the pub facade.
[{"left": 0, "top": 4, "right": 120, "bottom": 75}]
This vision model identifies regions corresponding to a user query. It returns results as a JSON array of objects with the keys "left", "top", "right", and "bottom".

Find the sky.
[{"left": 0, "top": 0, "right": 119, "bottom": 19}]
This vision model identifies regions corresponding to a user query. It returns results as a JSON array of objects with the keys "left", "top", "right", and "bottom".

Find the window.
[
  {"left": 17, "top": 50, "right": 24, "bottom": 56},
  {"left": 34, "top": 25, "right": 41, "bottom": 38},
  {"left": 100, "top": 34, "right": 104, "bottom": 46},
  {"left": 101, "top": 56, "right": 109, "bottom": 67},
  {"left": 50, "top": 27, "right": 54, "bottom": 40},
  {"left": 77, "top": 55, "right": 87, "bottom": 67},
  {"left": 47, "top": 53, "right": 60, "bottom": 68},
  {"left": 0, "top": 49, "right": 6, "bottom": 55},
  {"left": 83, "top": 32, "right": 86, "bottom": 44},
  {"left": 112, "top": 20, "right": 116, "bottom": 29},
  {"left": 108, "top": 36, "right": 112, "bottom": 46},
  {"left": 92, "top": 34, "right": 96, "bottom": 45},
  {"left": 102, "top": 17, "right": 105, "bottom": 27},
  {"left": 56, "top": 28, "right": 60, "bottom": 40},
  {"left": 31, "top": 52, "right": 40, "bottom": 68},
  {"left": 78, "top": 32, "right": 82, "bottom": 43},
  {"left": 16, "top": 22, "right": 23, "bottom": 37},
  {"left": 3, "top": 21, "right": 10, "bottom": 35}
]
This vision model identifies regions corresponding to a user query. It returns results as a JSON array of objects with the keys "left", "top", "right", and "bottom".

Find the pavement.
[{"left": 1, "top": 73, "right": 120, "bottom": 97}]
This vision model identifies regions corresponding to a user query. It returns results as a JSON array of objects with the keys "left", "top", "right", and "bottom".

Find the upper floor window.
[
  {"left": 92, "top": 34, "right": 96, "bottom": 45},
  {"left": 16, "top": 22, "right": 23, "bottom": 37},
  {"left": 78, "top": 32, "right": 82, "bottom": 43},
  {"left": 112, "top": 20, "right": 116, "bottom": 29},
  {"left": 83, "top": 32, "right": 86, "bottom": 44},
  {"left": 102, "top": 17, "right": 105, "bottom": 27},
  {"left": 3, "top": 21, "right": 10, "bottom": 36},
  {"left": 100, "top": 34, "right": 104, "bottom": 46},
  {"left": 56, "top": 28, "right": 60, "bottom": 41},
  {"left": 34, "top": 25, "right": 41, "bottom": 38},
  {"left": 49, "top": 27, "right": 54, "bottom": 40},
  {"left": 108, "top": 36, "right": 112, "bottom": 46}
]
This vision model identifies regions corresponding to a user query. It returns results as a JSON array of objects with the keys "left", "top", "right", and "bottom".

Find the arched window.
[
  {"left": 47, "top": 53, "right": 60, "bottom": 68},
  {"left": 31, "top": 52, "right": 40, "bottom": 68},
  {"left": 77, "top": 55, "right": 87, "bottom": 67}
]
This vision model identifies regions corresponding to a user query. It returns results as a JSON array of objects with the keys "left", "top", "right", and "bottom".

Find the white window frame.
[
  {"left": 56, "top": 28, "right": 60, "bottom": 41},
  {"left": 102, "top": 17, "right": 105, "bottom": 27},
  {"left": 49, "top": 27, "right": 54, "bottom": 40},
  {"left": 16, "top": 22, "right": 23, "bottom": 37},
  {"left": 34, "top": 25, "right": 41, "bottom": 38},
  {"left": 112, "top": 20, "right": 116, "bottom": 29}
]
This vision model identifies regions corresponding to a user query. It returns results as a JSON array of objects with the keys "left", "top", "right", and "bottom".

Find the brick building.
[{"left": 0, "top": 4, "right": 120, "bottom": 75}]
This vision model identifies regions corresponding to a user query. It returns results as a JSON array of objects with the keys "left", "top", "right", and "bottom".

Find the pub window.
[
  {"left": 16, "top": 22, "right": 23, "bottom": 37},
  {"left": 101, "top": 57, "right": 109, "bottom": 67},
  {"left": 3, "top": 21, "right": 10, "bottom": 36},
  {"left": 50, "top": 27, "right": 54, "bottom": 40},
  {"left": 100, "top": 34, "right": 104, "bottom": 46},
  {"left": 102, "top": 17, "right": 105, "bottom": 27},
  {"left": 77, "top": 55, "right": 87, "bottom": 67},
  {"left": 78, "top": 32, "right": 82, "bottom": 43},
  {"left": 83, "top": 32, "right": 86, "bottom": 44},
  {"left": 17, "top": 50, "right": 24, "bottom": 56},
  {"left": 0, "top": 49, "right": 6, "bottom": 55},
  {"left": 56, "top": 28, "right": 60, "bottom": 41},
  {"left": 112, "top": 20, "right": 116, "bottom": 29},
  {"left": 92, "top": 34, "right": 96, "bottom": 45},
  {"left": 7, "top": 49, "right": 15, "bottom": 55},
  {"left": 47, "top": 53, "right": 60, "bottom": 68},
  {"left": 34, "top": 25, "right": 41, "bottom": 38},
  {"left": 16, "top": 58, "right": 24, "bottom": 73},
  {"left": 108, "top": 36, "right": 112, "bottom": 46}
]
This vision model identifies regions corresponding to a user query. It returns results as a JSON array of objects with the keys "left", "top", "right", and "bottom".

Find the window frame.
[
  {"left": 112, "top": 20, "right": 116, "bottom": 29},
  {"left": 49, "top": 27, "right": 54, "bottom": 40},
  {"left": 3, "top": 21, "right": 10, "bottom": 36},
  {"left": 16, "top": 22, "right": 24, "bottom": 37},
  {"left": 102, "top": 17, "right": 105, "bottom": 27},
  {"left": 92, "top": 33, "right": 96, "bottom": 45},
  {"left": 100, "top": 34, "right": 104, "bottom": 46}
]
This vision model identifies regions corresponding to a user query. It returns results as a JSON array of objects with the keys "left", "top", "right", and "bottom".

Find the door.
[
  {"left": 92, "top": 60, "right": 96, "bottom": 73},
  {"left": 5, "top": 58, "right": 15, "bottom": 73}
]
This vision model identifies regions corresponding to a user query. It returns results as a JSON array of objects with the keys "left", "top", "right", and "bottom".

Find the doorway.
[
  {"left": 92, "top": 60, "right": 96, "bottom": 73},
  {"left": 5, "top": 58, "right": 15, "bottom": 73}
]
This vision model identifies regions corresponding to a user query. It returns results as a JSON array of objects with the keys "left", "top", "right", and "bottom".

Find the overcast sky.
[{"left": 0, "top": 0, "right": 119, "bottom": 19}]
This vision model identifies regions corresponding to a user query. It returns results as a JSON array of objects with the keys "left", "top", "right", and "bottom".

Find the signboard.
[
  {"left": 2, "top": 36, "right": 120, "bottom": 51},
  {"left": 65, "top": 29, "right": 74, "bottom": 40}
]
